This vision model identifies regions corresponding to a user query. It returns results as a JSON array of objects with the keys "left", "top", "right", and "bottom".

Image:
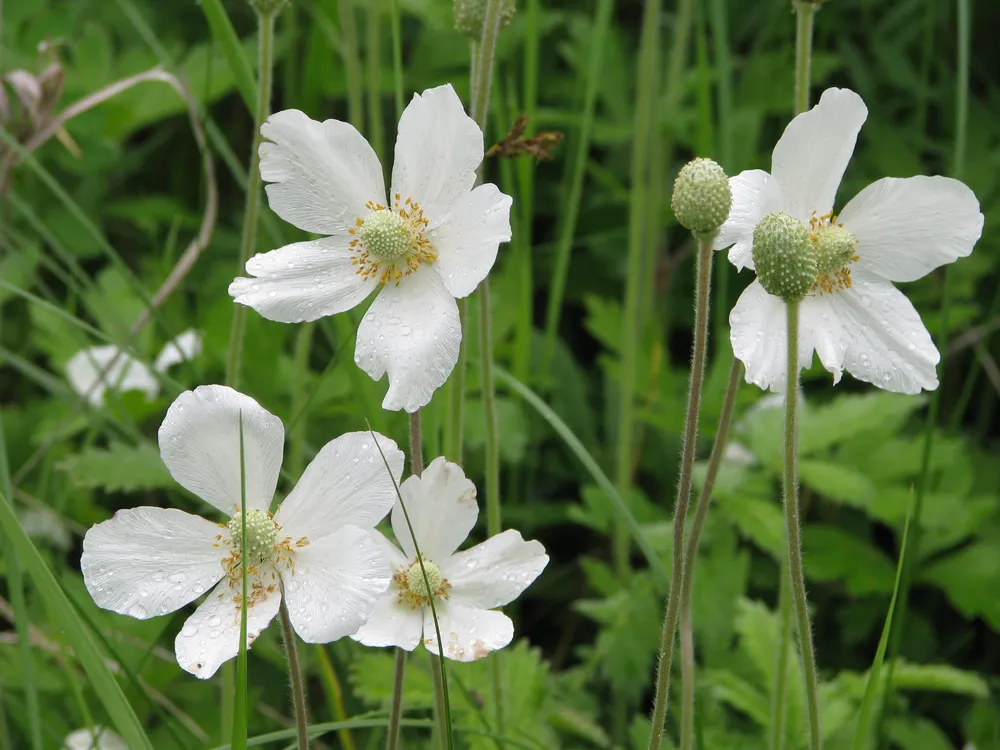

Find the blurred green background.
[{"left": 2, "top": 0, "right": 1000, "bottom": 748}]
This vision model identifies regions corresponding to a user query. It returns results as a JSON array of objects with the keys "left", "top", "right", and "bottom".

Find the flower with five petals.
[
  {"left": 352, "top": 457, "right": 548, "bottom": 661},
  {"left": 229, "top": 84, "right": 513, "bottom": 412},
  {"left": 81, "top": 385, "right": 403, "bottom": 678},
  {"left": 715, "top": 88, "right": 983, "bottom": 394}
]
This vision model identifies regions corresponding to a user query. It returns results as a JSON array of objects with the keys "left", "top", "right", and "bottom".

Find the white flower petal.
[
  {"left": 771, "top": 88, "right": 868, "bottom": 223},
  {"left": 391, "top": 457, "right": 478, "bottom": 561},
  {"left": 838, "top": 176, "right": 984, "bottom": 283},
  {"left": 428, "top": 183, "right": 512, "bottom": 298},
  {"left": 81, "top": 507, "right": 224, "bottom": 619},
  {"left": 275, "top": 431, "right": 403, "bottom": 540},
  {"left": 730, "top": 282, "right": 838, "bottom": 391},
  {"left": 441, "top": 529, "right": 548, "bottom": 610},
  {"left": 282, "top": 526, "right": 390, "bottom": 643},
  {"left": 229, "top": 235, "right": 378, "bottom": 324},
  {"left": 63, "top": 727, "right": 129, "bottom": 750},
  {"left": 713, "top": 169, "right": 784, "bottom": 271},
  {"left": 421, "top": 601, "right": 514, "bottom": 662},
  {"left": 730, "top": 281, "right": 793, "bottom": 392},
  {"left": 174, "top": 577, "right": 281, "bottom": 679},
  {"left": 153, "top": 329, "right": 202, "bottom": 373},
  {"left": 354, "top": 269, "right": 461, "bottom": 412},
  {"left": 158, "top": 385, "right": 284, "bottom": 516},
  {"left": 390, "top": 84, "right": 483, "bottom": 225},
  {"left": 259, "top": 109, "right": 385, "bottom": 234},
  {"left": 350, "top": 588, "right": 424, "bottom": 651},
  {"left": 826, "top": 274, "right": 939, "bottom": 393},
  {"left": 66, "top": 346, "right": 159, "bottom": 406}
]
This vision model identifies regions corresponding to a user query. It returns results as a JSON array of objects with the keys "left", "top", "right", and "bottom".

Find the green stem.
[
  {"left": 279, "top": 596, "right": 309, "bottom": 750},
  {"left": 770, "top": 6, "right": 818, "bottom": 743},
  {"left": 340, "top": 0, "right": 365, "bottom": 132},
  {"left": 365, "top": 4, "right": 385, "bottom": 162},
  {"left": 646, "top": 234, "right": 713, "bottom": 750},
  {"left": 782, "top": 301, "right": 822, "bottom": 750},
  {"left": 469, "top": 3, "right": 507, "bottom": 737},
  {"left": 792, "top": 2, "right": 816, "bottom": 116},
  {"left": 429, "top": 653, "right": 449, "bottom": 748},
  {"left": 678, "top": 356, "right": 742, "bottom": 750},
  {"left": 385, "top": 648, "right": 407, "bottom": 750},
  {"left": 289, "top": 323, "right": 314, "bottom": 478},
  {"left": 387, "top": 412, "right": 426, "bottom": 750},
  {"left": 225, "top": 6, "right": 278, "bottom": 389}
]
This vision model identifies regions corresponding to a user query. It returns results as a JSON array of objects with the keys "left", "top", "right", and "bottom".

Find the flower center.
[
  {"left": 349, "top": 196, "right": 437, "bottom": 285},
  {"left": 394, "top": 556, "right": 451, "bottom": 609},
  {"left": 214, "top": 509, "right": 310, "bottom": 609},
  {"left": 808, "top": 212, "right": 859, "bottom": 295},
  {"left": 227, "top": 509, "right": 279, "bottom": 565}
]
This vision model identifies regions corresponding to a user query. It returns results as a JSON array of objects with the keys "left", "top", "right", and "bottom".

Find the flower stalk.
[
  {"left": 646, "top": 233, "right": 714, "bottom": 750},
  {"left": 225, "top": 4, "right": 279, "bottom": 388},
  {"left": 678, "top": 357, "right": 742, "bottom": 750},
  {"left": 279, "top": 594, "right": 309, "bottom": 750},
  {"left": 782, "top": 302, "right": 822, "bottom": 750},
  {"left": 469, "top": 1, "right": 507, "bottom": 735},
  {"left": 386, "top": 411, "right": 426, "bottom": 750}
]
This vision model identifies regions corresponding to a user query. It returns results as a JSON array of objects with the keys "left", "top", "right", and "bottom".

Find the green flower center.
[
  {"left": 227, "top": 509, "right": 279, "bottom": 566},
  {"left": 359, "top": 209, "right": 413, "bottom": 263},
  {"left": 394, "top": 556, "right": 452, "bottom": 609}
]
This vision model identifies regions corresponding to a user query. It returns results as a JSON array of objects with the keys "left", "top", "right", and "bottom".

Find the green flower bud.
[
  {"left": 454, "top": 0, "right": 516, "bottom": 39},
  {"left": 671, "top": 157, "right": 732, "bottom": 237},
  {"left": 811, "top": 224, "right": 856, "bottom": 276},
  {"left": 249, "top": 0, "right": 289, "bottom": 16},
  {"left": 752, "top": 213, "right": 817, "bottom": 302}
]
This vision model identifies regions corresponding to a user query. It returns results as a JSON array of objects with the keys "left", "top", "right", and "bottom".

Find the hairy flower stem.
[
  {"left": 385, "top": 647, "right": 407, "bottom": 750},
  {"left": 770, "top": 5, "right": 820, "bottom": 747},
  {"left": 279, "top": 595, "right": 309, "bottom": 750},
  {"left": 386, "top": 411, "right": 427, "bottom": 750},
  {"left": 646, "top": 235, "right": 714, "bottom": 750},
  {"left": 793, "top": 2, "right": 816, "bottom": 116},
  {"left": 783, "top": 302, "right": 822, "bottom": 750},
  {"left": 678, "top": 357, "right": 742, "bottom": 750},
  {"left": 225, "top": 6, "right": 278, "bottom": 388},
  {"left": 467, "top": 3, "right": 507, "bottom": 736}
]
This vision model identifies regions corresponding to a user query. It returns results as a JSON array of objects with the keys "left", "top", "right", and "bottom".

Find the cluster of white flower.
[
  {"left": 79, "top": 84, "right": 548, "bottom": 679},
  {"left": 82, "top": 385, "right": 548, "bottom": 677},
  {"left": 77, "top": 80, "right": 982, "bottom": 688}
]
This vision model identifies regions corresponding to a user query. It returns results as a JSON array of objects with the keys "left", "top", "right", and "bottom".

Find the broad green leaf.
[
  {"left": 798, "top": 460, "right": 877, "bottom": 507},
  {"left": 891, "top": 662, "right": 989, "bottom": 697},
  {"left": 802, "top": 526, "right": 895, "bottom": 596},
  {"left": 59, "top": 442, "right": 173, "bottom": 493}
]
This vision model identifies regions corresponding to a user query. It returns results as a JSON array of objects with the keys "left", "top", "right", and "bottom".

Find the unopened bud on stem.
[
  {"left": 752, "top": 213, "right": 817, "bottom": 302},
  {"left": 671, "top": 157, "right": 732, "bottom": 238}
]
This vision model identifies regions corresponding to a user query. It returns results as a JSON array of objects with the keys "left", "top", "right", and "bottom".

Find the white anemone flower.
[
  {"left": 229, "top": 84, "right": 513, "bottom": 413},
  {"left": 81, "top": 384, "right": 403, "bottom": 678},
  {"left": 715, "top": 88, "right": 983, "bottom": 394},
  {"left": 66, "top": 329, "right": 202, "bottom": 407},
  {"left": 352, "top": 457, "right": 548, "bottom": 661},
  {"left": 63, "top": 727, "right": 129, "bottom": 750}
]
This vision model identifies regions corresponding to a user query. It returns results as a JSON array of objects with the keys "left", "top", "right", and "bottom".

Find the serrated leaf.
[
  {"left": 60, "top": 442, "right": 172, "bottom": 493},
  {"left": 798, "top": 392, "right": 922, "bottom": 455},
  {"left": 720, "top": 494, "right": 784, "bottom": 559},
  {"left": 802, "top": 525, "right": 895, "bottom": 596},
  {"left": 798, "top": 460, "right": 877, "bottom": 507}
]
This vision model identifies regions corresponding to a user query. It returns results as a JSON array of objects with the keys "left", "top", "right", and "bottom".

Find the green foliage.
[{"left": 58, "top": 442, "right": 173, "bottom": 493}]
